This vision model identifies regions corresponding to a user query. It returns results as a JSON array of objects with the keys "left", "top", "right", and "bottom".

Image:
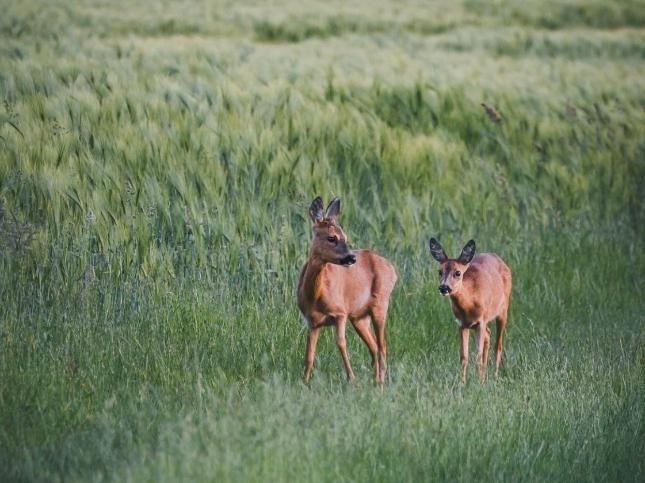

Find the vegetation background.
[{"left": 1, "top": 0, "right": 644, "bottom": 481}]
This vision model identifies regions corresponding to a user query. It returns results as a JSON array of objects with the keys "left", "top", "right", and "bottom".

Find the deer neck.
[
  {"left": 303, "top": 255, "right": 328, "bottom": 302},
  {"left": 449, "top": 288, "right": 472, "bottom": 311}
]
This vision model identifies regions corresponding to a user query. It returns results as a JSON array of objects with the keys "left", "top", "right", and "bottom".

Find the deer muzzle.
[{"left": 340, "top": 253, "right": 357, "bottom": 266}]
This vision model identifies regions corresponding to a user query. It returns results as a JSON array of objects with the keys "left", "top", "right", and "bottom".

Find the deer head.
[{"left": 308, "top": 196, "right": 356, "bottom": 266}]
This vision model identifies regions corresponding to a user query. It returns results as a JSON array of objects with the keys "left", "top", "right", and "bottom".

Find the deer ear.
[
  {"left": 325, "top": 197, "right": 341, "bottom": 221},
  {"left": 309, "top": 196, "right": 324, "bottom": 223},
  {"left": 458, "top": 240, "right": 476, "bottom": 264},
  {"left": 429, "top": 237, "right": 447, "bottom": 263}
]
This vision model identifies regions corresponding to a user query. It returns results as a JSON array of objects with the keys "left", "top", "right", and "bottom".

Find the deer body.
[
  {"left": 429, "top": 239, "right": 511, "bottom": 382},
  {"left": 449, "top": 253, "right": 510, "bottom": 328},
  {"left": 298, "top": 250, "right": 394, "bottom": 327},
  {"left": 298, "top": 197, "right": 397, "bottom": 383}
]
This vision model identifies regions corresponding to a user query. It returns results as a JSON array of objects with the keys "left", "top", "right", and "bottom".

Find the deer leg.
[
  {"left": 460, "top": 326, "right": 469, "bottom": 383},
  {"left": 335, "top": 316, "right": 355, "bottom": 381},
  {"left": 351, "top": 316, "right": 379, "bottom": 381},
  {"left": 371, "top": 306, "right": 388, "bottom": 384},
  {"left": 483, "top": 325, "right": 491, "bottom": 367},
  {"left": 303, "top": 326, "right": 321, "bottom": 383},
  {"left": 495, "top": 313, "right": 507, "bottom": 376},
  {"left": 476, "top": 323, "right": 487, "bottom": 380}
]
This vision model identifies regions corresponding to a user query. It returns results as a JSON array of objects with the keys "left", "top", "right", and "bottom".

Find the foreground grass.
[
  {"left": 1, "top": 229, "right": 643, "bottom": 482},
  {"left": 1, "top": 0, "right": 644, "bottom": 481}
]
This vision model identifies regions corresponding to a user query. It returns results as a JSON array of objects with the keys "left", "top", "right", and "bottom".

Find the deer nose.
[
  {"left": 340, "top": 253, "right": 356, "bottom": 266},
  {"left": 439, "top": 284, "right": 451, "bottom": 295}
]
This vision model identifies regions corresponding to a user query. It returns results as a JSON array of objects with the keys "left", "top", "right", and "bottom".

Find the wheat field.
[{"left": 1, "top": 1, "right": 644, "bottom": 481}]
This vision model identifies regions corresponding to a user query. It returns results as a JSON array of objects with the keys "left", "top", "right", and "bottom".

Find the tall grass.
[{"left": 1, "top": 0, "right": 644, "bottom": 481}]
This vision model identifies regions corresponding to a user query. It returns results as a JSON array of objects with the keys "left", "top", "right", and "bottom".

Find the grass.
[{"left": 1, "top": 0, "right": 644, "bottom": 481}]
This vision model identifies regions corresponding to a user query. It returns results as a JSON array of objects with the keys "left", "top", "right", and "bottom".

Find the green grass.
[{"left": 1, "top": 0, "right": 644, "bottom": 481}]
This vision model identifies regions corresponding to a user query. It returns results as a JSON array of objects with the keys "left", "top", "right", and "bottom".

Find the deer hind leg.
[
  {"left": 370, "top": 304, "right": 389, "bottom": 384},
  {"left": 482, "top": 325, "right": 491, "bottom": 368},
  {"left": 476, "top": 323, "right": 488, "bottom": 381},
  {"left": 459, "top": 326, "right": 469, "bottom": 383},
  {"left": 303, "top": 326, "right": 321, "bottom": 383},
  {"left": 334, "top": 315, "right": 355, "bottom": 381},
  {"left": 495, "top": 313, "right": 507, "bottom": 376},
  {"left": 351, "top": 316, "right": 379, "bottom": 381}
]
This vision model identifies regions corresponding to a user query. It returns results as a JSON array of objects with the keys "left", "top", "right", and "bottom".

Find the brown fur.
[
  {"left": 298, "top": 197, "right": 397, "bottom": 383},
  {"left": 430, "top": 239, "right": 511, "bottom": 382}
]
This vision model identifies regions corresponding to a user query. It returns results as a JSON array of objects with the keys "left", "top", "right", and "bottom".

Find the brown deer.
[
  {"left": 297, "top": 196, "right": 397, "bottom": 383},
  {"left": 429, "top": 238, "right": 511, "bottom": 382}
]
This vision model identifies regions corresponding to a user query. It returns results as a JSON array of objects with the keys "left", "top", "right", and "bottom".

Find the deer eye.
[
  {"left": 454, "top": 271, "right": 461, "bottom": 277},
  {"left": 327, "top": 236, "right": 337, "bottom": 243}
]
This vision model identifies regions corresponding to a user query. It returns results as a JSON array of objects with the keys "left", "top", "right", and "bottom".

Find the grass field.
[{"left": 1, "top": 0, "right": 644, "bottom": 481}]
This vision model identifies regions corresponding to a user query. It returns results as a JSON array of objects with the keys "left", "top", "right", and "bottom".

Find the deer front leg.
[
  {"left": 334, "top": 315, "right": 355, "bottom": 381},
  {"left": 460, "top": 326, "right": 469, "bottom": 383},
  {"left": 476, "top": 322, "right": 487, "bottom": 380},
  {"left": 303, "top": 326, "right": 321, "bottom": 383}
]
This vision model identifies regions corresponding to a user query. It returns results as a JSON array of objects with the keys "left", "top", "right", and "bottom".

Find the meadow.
[{"left": 1, "top": 0, "right": 644, "bottom": 481}]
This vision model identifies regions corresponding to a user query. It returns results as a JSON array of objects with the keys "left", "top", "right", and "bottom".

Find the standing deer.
[
  {"left": 428, "top": 238, "right": 512, "bottom": 382},
  {"left": 297, "top": 196, "right": 397, "bottom": 383}
]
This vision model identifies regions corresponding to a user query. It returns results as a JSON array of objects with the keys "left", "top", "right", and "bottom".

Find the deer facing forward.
[
  {"left": 429, "top": 238, "right": 512, "bottom": 382},
  {"left": 297, "top": 197, "right": 397, "bottom": 383}
]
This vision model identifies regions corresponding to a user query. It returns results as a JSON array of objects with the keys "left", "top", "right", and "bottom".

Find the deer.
[
  {"left": 297, "top": 196, "right": 397, "bottom": 384},
  {"left": 428, "top": 238, "right": 512, "bottom": 382}
]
